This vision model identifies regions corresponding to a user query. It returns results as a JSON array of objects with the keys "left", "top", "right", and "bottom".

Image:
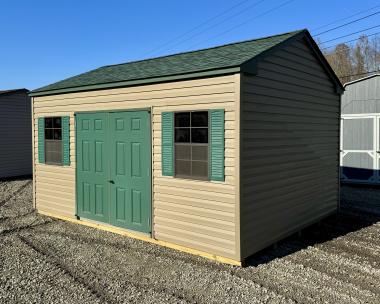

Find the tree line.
[{"left": 319, "top": 34, "right": 380, "bottom": 84}]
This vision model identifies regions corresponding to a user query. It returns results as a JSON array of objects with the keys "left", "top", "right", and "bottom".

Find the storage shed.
[
  {"left": 29, "top": 29, "right": 342, "bottom": 265},
  {"left": 0, "top": 89, "right": 32, "bottom": 178},
  {"left": 341, "top": 74, "right": 380, "bottom": 184}
]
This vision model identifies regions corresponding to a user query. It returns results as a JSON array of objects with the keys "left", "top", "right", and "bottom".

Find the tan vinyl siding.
[
  {"left": 32, "top": 74, "right": 240, "bottom": 260},
  {"left": 0, "top": 92, "right": 32, "bottom": 178},
  {"left": 240, "top": 37, "right": 340, "bottom": 258}
]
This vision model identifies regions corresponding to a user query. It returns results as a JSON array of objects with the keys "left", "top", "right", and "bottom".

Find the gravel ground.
[{"left": 0, "top": 178, "right": 380, "bottom": 304}]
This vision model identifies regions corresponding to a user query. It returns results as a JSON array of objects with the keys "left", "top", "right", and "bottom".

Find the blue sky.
[{"left": 1, "top": 0, "right": 379, "bottom": 90}]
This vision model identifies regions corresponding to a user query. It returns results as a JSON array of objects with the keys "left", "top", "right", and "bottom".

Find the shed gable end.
[
  {"left": 239, "top": 36, "right": 341, "bottom": 258},
  {"left": 342, "top": 75, "right": 380, "bottom": 114}
]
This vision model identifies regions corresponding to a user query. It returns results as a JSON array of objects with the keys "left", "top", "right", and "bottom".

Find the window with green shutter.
[
  {"left": 161, "top": 110, "right": 225, "bottom": 181},
  {"left": 38, "top": 116, "right": 70, "bottom": 166}
]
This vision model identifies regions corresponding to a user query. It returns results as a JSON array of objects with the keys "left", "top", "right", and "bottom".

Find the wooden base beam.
[{"left": 37, "top": 210, "right": 242, "bottom": 267}]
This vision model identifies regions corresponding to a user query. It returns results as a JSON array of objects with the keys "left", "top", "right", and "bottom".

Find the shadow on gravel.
[
  {"left": 245, "top": 184, "right": 380, "bottom": 267},
  {"left": 0, "top": 175, "right": 32, "bottom": 183}
]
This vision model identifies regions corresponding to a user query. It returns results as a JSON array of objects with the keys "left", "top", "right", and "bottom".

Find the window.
[
  {"left": 45, "top": 117, "right": 62, "bottom": 165},
  {"left": 174, "top": 111, "right": 208, "bottom": 180}
]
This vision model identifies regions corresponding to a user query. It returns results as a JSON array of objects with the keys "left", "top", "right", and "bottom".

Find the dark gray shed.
[
  {"left": 341, "top": 74, "right": 380, "bottom": 183},
  {"left": 0, "top": 89, "right": 32, "bottom": 178}
]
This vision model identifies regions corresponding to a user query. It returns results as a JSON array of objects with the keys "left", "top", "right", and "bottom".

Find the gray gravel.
[{"left": 1, "top": 178, "right": 380, "bottom": 304}]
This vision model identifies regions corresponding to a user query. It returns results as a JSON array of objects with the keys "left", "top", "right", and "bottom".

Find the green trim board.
[{"left": 29, "top": 29, "right": 344, "bottom": 97}]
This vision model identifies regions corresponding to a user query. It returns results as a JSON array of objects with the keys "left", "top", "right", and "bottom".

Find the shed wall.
[
  {"left": 0, "top": 92, "right": 32, "bottom": 178},
  {"left": 32, "top": 74, "right": 240, "bottom": 260},
  {"left": 341, "top": 75, "right": 380, "bottom": 114},
  {"left": 240, "top": 37, "right": 340, "bottom": 258}
]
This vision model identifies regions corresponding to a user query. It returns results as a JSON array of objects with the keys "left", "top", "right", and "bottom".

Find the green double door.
[{"left": 76, "top": 111, "right": 151, "bottom": 234}]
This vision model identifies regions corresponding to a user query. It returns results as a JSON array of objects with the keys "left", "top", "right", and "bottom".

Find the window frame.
[
  {"left": 174, "top": 110, "right": 209, "bottom": 181},
  {"left": 44, "top": 116, "right": 63, "bottom": 166}
]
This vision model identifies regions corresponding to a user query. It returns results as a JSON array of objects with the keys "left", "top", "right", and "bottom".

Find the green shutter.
[
  {"left": 209, "top": 109, "right": 225, "bottom": 181},
  {"left": 161, "top": 112, "right": 174, "bottom": 176},
  {"left": 38, "top": 117, "right": 45, "bottom": 164},
  {"left": 62, "top": 116, "right": 70, "bottom": 166}
]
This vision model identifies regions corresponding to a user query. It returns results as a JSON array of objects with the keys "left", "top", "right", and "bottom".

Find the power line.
[
  {"left": 322, "top": 24, "right": 380, "bottom": 44},
  {"left": 154, "top": 0, "right": 267, "bottom": 55},
  {"left": 314, "top": 11, "right": 380, "bottom": 37},
  {"left": 312, "top": 4, "right": 380, "bottom": 32},
  {"left": 143, "top": 0, "right": 256, "bottom": 57},
  {"left": 186, "top": 0, "right": 296, "bottom": 51},
  {"left": 321, "top": 31, "right": 380, "bottom": 51}
]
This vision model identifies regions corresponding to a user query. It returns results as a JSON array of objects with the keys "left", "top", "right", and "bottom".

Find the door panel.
[
  {"left": 341, "top": 116, "right": 376, "bottom": 183},
  {"left": 109, "top": 111, "right": 151, "bottom": 233},
  {"left": 76, "top": 113, "right": 109, "bottom": 222}
]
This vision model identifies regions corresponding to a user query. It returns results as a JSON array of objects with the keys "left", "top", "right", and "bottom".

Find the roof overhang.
[
  {"left": 0, "top": 88, "right": 29, "bottom": 97},
  {"left": 30, "top": 30, "right": 343, "bottom": 98},
  {"left": 241, "top": 30, "right": 344, "bottom": 95},
  {"left": 344, "top": 73, "right": 380, "bottom": 87}
]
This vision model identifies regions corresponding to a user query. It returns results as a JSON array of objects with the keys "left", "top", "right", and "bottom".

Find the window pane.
[
  {"left": 192, "top": 161, "right": 208, "bottom": 178},
  {"left": 191, "top": 111, "right": 208, "bottom": 127},
  {"left": 45, "top": 118, "right": 53, "bottom": 128},
  {"left": 45, "top": 129, "right": 53, "bottom": 140},
  {"left": 175, "top": 112, "right": 190, "bottom": 127},
  {"left": 54, "top": 129, "right": 62, "bottom": 140},
  {"left": 45, "top": 140, "right": 62, "bottom": 152},
  {"left": 192, "top": 145, "right": 208, "bottom": 161},
  {"left": 191, "top": 128, "right": 208, "bottom": 143},
  {"left": 175, "top": 128, "right": 190, "bottom": 143},
  {"left": 46, "top": 152, "right": 62, "bottom": 164},
  {"left": 53, "top": 117, "right": 62, "bottom": 128},
  {"left": 45, "top": 141, "right": 62, "bottom": 164},
  {"left": 175, "top": 144, "right": 191, "bottom": 160},
  {"left": 175, "top": 160, "right": 191, "bottom": 176}
]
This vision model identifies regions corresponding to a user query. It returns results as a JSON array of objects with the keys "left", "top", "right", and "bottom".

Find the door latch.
[{"left": 108, "top": 180, "right": 115, "bottom": 184}]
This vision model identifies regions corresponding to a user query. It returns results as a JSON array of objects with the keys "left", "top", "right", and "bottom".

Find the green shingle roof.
[{"left": 31, "top": 30, "right": 306, "bottom": 96}]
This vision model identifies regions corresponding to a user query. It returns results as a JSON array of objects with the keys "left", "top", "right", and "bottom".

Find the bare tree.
[
  {"left": 324, "top": 43, "right": 353, "bottom": 83},
  {"left": 353, "top": 41, "right": 365, "bottom": 80},
  {"left": 319, "top": 34, "right": 380, "bottom": 85}
]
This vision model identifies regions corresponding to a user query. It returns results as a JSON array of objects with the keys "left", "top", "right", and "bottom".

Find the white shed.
[{"left": 341, "top": 74, "right": 380, "bottom": 184}]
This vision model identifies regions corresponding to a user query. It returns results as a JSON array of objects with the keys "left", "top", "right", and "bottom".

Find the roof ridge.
[
  {"left": 31, "top": 29, "right": 311, "bottom": 96},
  {"left": 103, "top": 29, "right": 305, "bottom": 69},
  {"left": 344, "top": 72, "right": 380, "bottom": 87}
]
